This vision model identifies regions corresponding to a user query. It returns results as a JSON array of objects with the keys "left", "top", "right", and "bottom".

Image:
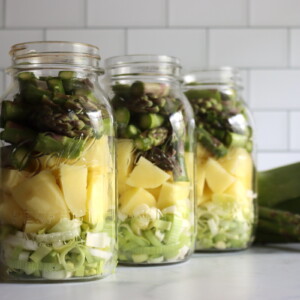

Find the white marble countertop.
[{"left": 2, "top": 244, "right": 300, "bottom": 300}]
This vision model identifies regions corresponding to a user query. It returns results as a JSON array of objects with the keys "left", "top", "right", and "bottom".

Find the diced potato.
[
  {"left": 11, "top": 170, "right": 70, "bottom": 227},
  {"left": 84, "top": 169, "right": 109, "bottom": 225},
  {"left": 117, "top": 139, "right": 134, "bottom": 194},
  {"left": 0, "top": 192, "right": 26, "bottom": 229},
  {"left": 119, "top": 187, "right": 156, "bottom": 216},
  {"left": 197, "top": 184, "right": 212, "bottom": 205},
  {"left": 205, "top": 158, "right": 235, "bottom": 193},
  {"left": 126, "top": 157, "right": 170, "bottom": 189},
  {"left": 157, "top": 182, "right": 190, "bottom": 209},
  {"left": 82, "top": 136, "right": 112, "bottom": 170},
  {"left": 0, "top": 168, "right": 29, "bottom": 193},
  {"left": 212, "top": 193, "right": 237, "bottom": 206},
  {"left": 24, "top": 218, "right": 45, "bottom": 233},
  {"left": 226, "top": 180, "right": 248, "bottom": 200},
  {"left": 219, "top": 147, "right": 253, "bottom": 181},
  {"left": 196, "top": 162, "right": 206, "bottom": 197},
  {"left": 59, "top": 164, "right": 87, "bottom": 217},
  {"left": 146, "top": 186, "right": 161, "bottom": 200}
]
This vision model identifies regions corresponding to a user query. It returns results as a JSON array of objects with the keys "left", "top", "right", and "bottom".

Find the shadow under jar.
[
  {"left": 104, "top": 55, "right": 196, "bottom": 265},
  {"left": 0, "top": 41, "right": 117, "bottom": 281},
  {"left": 183, "top": 68, "right": 257, "bottom": 252}
]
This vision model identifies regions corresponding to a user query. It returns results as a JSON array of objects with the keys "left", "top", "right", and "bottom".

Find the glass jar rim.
[
  {"left": 105, "top": 54, "right": 182, "bottom": 79},
  {"left": 105, "top": 54, "right": 181, "bottom": 67},
  {"left": 183, "top": 67, "right": 242, "bottom": 88},
  {"left": 7, "top": 41, "right": 103, "bottom": 74}
]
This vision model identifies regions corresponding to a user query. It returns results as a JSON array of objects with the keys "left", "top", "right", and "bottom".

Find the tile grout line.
[
  {"left": 43, "top": 28, "right": 46, "bottom": 41},
  {"left": 165, "top": 0, "right": 169, "bottom": 28},
  {"left": 125, "top": 28, "right": 128, "bottom": 55},
  {"left": 287, "top": 110, "right": 291, "bottom": 151},
  {"left": 84, "top": 0, "right": 88, "bottom": 28},
  {"left": 206, "top": 28, "right": 209, "bottom": 67},
  {"left": 246, "top": 0, "right": 250, "bottom": 27},
  {"left": 287, "top": 28, "right": 291, "bottom": 67}
]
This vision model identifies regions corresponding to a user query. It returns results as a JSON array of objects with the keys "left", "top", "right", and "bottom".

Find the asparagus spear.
[
  {"left": 138, "top": 113, "right": 164, "bottom": 130},
  {"left": 115, "top": 107, "right": 130, "bottom": 127}
]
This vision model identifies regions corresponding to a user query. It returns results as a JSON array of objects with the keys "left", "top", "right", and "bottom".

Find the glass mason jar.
[
  {"left": 0, "top": 41, "right": 117, "bottom": 281},
  {"left": 104, "top": 55, "right": 196, "bottom": 265},
  {"left": 183, "top": 68, "right": 256, "bottom": 252}
]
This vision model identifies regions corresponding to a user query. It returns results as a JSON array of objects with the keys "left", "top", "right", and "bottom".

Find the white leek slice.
[
  {"left": 148, "top": 256, "right": 164, "bottom": 264},
  {"left": 42, "top": 270, "right": 72, "bottom": 280},
  {"left": 33, "top": 227, "right": 81, "bottom": 243},
  {"left": 49, "top": 218, "right": 82, "bottom": 233},
  {"left": 19, "top": 251, "right": 30, "bottom": 261},
  {"left": 5, "top": 235, "right": 38, "bottom": 251},
  {"left": 89, "top": 248, "right": 112, "bottom": 260},
  {"left": 86, "top": 232, "right": 111, "bottom": 248}
]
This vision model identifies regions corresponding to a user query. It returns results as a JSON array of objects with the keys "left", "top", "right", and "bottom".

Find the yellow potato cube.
[
  {"left": 82, "top": 136, "right": 112, "bottom": 170},
  {"left": 196, "top": 162, "right": 206, "bottom": 197},
  {"left": 219, "top": 147, "right": 253, "bottom": 179},
  {"left": 11, "top": 170, "right": 70, "bottom": 227},
  {"left": 157, "top": 181, "right": 190, "bottom": 209},
  {"left": 117, "top": 139, "right": 134, "bottom": 194},
  {"left": 226, "top": 180, "right": 248, "bottom": 200},
  {"left": 0, "top": 168, "right": 29, "bottom": 193},
  {"left": 126, "top": 157, "right": 170, "bottom": 189},
  {"left": 84, "top": 169, "right": 109, "bottom": 225},
  {"left": 197, "top": 184, "right": 212, "bottom": 205},
  {"left": 205, "top": 158, "right": 235, "bottom": 193},
  {"left": 59, "top": 164, "right": 87, "bottom": 217},
  {"left": 0, "top": 192, "right": 26, "bottom": 229},
  {"left": 119, "top": 187, "right": 156, "bottom": 216},
  {"left": 24, "top": 218, "right": 45, "bottom": 233},
  {"left": 146, "top": 186, "right": 161, "bottom": 200}
]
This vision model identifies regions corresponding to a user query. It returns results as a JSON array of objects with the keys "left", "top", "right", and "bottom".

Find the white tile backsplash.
[
  {"left": 5, "top": 0, "right": 85, "bottom": 28},
  {"left": 209, "top": 29, "right": 287, "bottom": 68},
  {"left": 46, "top": 30, "right": 126, "bottom": 63},
  {"left": 250, "top": 70, "right": 300, "bottom": 109},
  {"left": 169, "top": 0, "right": 247, "bottom": 27},
  {"left": 290, "top": 30, "right": 300, "bottom": 67},
  {"left": 253, "top": 111, "right": 288, "bottom": 150},
  {"left": 289, "top": 112, "right": 300, "bottom": 150},
  {"left": 1, "top": 0, "right": 300, "bottom": 170},
  {"left": 0, "top": 30, "right": 43, "bottom": 68},
  {"left": 128, "top": 29, "right": 206, "bottom": 70},
  {"left": 250, "top": 0, "right": 300, "bottom": 26},
  {"left": 87, "top": 0, "right": 166, "bottom": 27},
  {"left": 258, "top": 152, "right": 300, "bottom": 171}
]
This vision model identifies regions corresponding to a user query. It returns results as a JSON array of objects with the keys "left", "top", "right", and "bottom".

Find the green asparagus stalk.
[
  {"left": 259, "top": 206, "right": 300, "bottom": 225},
  {"left": 197, "top": 127, "right": 227, "bottom": 158},
  {"left": 258, "top": 218, "right": 300, "bottom": 241},
  {"left": 47, "top": 78, "right": 65, "bottom": 94},
  {"left": 125, "top": 124, "right": 140, "bottom": 138},
  {"left": 138, "top": 113, "right": 165, "bottom": 130},
  {"left": 115, "top": 107, "right": 130, "bottom": 127},
  {"left": 0, "top": 101, "right": 28, "bottom": 125}
]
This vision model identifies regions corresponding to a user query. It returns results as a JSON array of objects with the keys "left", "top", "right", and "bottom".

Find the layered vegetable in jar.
[
  {"left": 0, "top": 42, "right": 117, "bottom": 281},
  {"left": 183, "top": 68, "right": 256, "bottom": 251},
  {"left": 105, "top": 55, "right": 196, "bottom": 264}
]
